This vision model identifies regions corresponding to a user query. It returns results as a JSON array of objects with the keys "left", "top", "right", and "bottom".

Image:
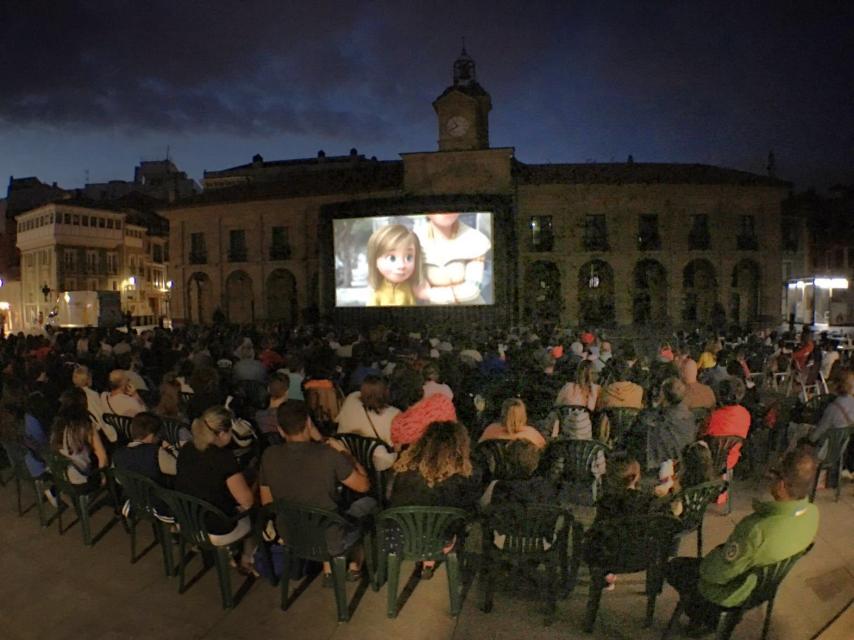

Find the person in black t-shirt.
[
  {"left": 259, "top": 400, "right": 373, "bottom": 585},
  {"left": 175, "top": 406, "right": 255, "bottom": 572},
  {"left": 113, "top": 412, "right": 174, "bottom": 484}
]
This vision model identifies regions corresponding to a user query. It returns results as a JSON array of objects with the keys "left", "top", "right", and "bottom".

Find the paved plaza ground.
[{"left": 1, "top": 473, "right": 851, "bottom": 640}]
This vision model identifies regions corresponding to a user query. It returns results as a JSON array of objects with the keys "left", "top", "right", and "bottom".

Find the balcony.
[
  {"left": 189, "top": 251, "right": 207, "bottom": 265},
  {"left": 228, "top": 248, "right": 248, "bottom": 262},
  {"left": 582, "top": 236, "right": 610, "bottom": 252},
  {"left": 688, "top": 232, "right": 711, "bottom": 251},
  {"left": 269, "top": 244, "right": 292, "bottom": 260},
  {"left": 637, "top": 234, "right": 661, "bottom": 251},
  {"left": 737, "top": 235, "right": 758, "bottom": 251}
]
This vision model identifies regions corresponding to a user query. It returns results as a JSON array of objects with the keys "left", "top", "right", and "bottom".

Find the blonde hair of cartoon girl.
[{"left": 366, "top": 224, "right": 424, "bottom": 307}]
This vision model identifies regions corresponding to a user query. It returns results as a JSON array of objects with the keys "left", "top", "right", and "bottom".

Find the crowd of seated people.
[{"left": 0, "top": 320, "right": 850, "bottom": 629}]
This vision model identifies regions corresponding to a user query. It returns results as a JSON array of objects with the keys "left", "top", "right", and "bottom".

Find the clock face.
[{"left": 445, "top": 115, "right": 470, "bottom": 137}]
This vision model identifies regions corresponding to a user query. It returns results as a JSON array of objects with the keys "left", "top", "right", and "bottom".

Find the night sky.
[{"left": 1, "top": 1, "right": 851, "bottom": 192}]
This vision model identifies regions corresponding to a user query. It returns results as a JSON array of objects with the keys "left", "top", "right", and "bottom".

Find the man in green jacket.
[{"left": 665, "top": 446, "right": 819, "bottom": 636}]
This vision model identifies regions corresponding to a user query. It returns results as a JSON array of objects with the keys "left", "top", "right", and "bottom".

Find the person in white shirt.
[
  {"left": 421, "top": 362, "right": 453, "bottom": 400},
  {"left": 101, "top": 370, "right": 147, "bottom": 421},
  {"left": 335, "top": 375, "right": 399, "bottom": 470},
  {"left": 72, "top": 365, "right": 110, "bottom": 441}
]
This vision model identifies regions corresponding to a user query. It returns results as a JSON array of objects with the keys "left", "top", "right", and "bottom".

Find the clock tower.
[{"left": 433, "top": 47, "right": 492, "bottom": 151}]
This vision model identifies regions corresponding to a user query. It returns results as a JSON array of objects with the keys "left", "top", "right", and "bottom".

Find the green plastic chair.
[
  {"left": 179, "top": 391, "right": 194, "bottom": 408},
  {"left": 376, "top": 506, "right": 469, "bottom": 618},
  {"left": 691, "top": 407, "right": 711, "bottom": 429},
  {"left": 703, "top": 436, "right": 744, "bottom": 516},
  {"left": 112, "top": 467, "right": 175, "bottom": 576},
  {"left": 158, "top": 417, "right": 190, "bottom": 449},
  {"left": 549, "top": 405, "right": 595, "bottom": 440},
  {"left": 158, "top": 488, "right": 252, "bottom": 609},
  {"left": 474, "top": 440, "right": 522, "bottom": 482},
  {"left": 271, "top": 500, "right": 372, "bottom": 622},
  {"left": 810, "top": 424, "right": 854, "bottom": 503},
  {"left": 1, "top": 440, "right": 50, "bottom": 527},
  {"left": 802, "top": 394, "right": 835, "bottom": 425},
  {"left": 101, "top": 413, "right": 134, "bottom": 444},
  {"left": 662, "top": 544, "right": 813, "bottom": 640},
  {"left": 542, "top": 438, "right": 610, "bottom": 504},
  {"left": 480, "top": 503, "right": 582, "bottom": 625},
  {"left": 582, "top": 514, "right": 682, "bottom": 632},
  {"left": 334, "top": 433, "right": 388, "bottom": 504},
  {"left": 44, "top": 451, "right": 112, "bottom": 545},
  {"left": 601, "top": 407, "right": 641, "bottom": 448},
  {"left": 669, "top": 480, "right": 725, "bottom": 557}
]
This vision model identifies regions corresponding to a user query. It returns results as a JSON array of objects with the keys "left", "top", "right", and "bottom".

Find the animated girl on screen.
[{"left": 366, "top": 224, "right": 424, "bottom": 306}]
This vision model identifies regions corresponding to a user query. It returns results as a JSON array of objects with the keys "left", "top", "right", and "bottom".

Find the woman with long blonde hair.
[
  {"left": 552, "top": 360, "right": 601, "bottom": 439},
  {"left": 478, "top": 398, "right": 546, "bottom": 448},
  {"left": 389, "top": 420, "right": 481, "bottom": 578}
]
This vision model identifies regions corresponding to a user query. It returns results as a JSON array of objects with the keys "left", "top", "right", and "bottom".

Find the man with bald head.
[
  {"left": 680, "top": 358, "right": 716, "bottom": 410},
  {"left": 101, "top": 369, "right": 147, "bottom": 419}
]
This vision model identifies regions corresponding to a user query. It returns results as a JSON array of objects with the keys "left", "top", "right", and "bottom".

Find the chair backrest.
[
  {"left": 551, "top": 405, "right": 593, "bottom": 438},
  {"left": 691, "top": 407, "right": 711, "bottom": 431},
  {"left": 816, "top": 425, "right": 854, "bottom": 470},
  {"left": 158, "top": 417, "right": 189, "bottom": 448},
  {"left": 672, "top": 480, "right": 724, "bottom": 533},
  {"left": 112, "top": 466, "right": 162, "bottom": 519},
  {"left": 101, "top": 413, "right": 134, "bottom": 444},
  {"left": 272, "top": 500, "right": 351, "bottom": 562},
  {"left": 583, "top": 514, "right": 682, "bottom": 573},
  {"left": 43, "top": 450, "right": 78, "bottom": 494},
  {"left": 737, "top": 544, "right": 813, "bottom": 611},
  {"left": 703, "top": 435, "right": 744, "bottom": 473},
  {"left": 542, "top": 438, "right": 609, "bottom": 485},
  {"left": 802, "top": 395, "right": 835, "bottom": 424},
  {"left": 602, "top": 407, "right": 640, "bottom": 446},
  {"left": 377, "top": 506, "right": 468, "bottom": 561},
  {"left": 474, "top": 439, "right": 520, "bottom": 481},
  {"left": 334, "top": 433, "right": 383, "bottom": 474},
  {"left": 1, "top": 440, "right": 30, "bottom": 480},
  {"left": 482, "top": 503, "right": 571, "bottom": 555},
  {"left": 158, "top": 488, "right": 232, "bottom": 548}
]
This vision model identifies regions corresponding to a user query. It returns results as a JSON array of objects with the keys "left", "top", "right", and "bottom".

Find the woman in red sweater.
[{"left": 702, "top": 378, "right": 750, "bottom": 469}]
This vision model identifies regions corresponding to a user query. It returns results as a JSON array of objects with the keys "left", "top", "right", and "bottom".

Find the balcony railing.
[
  {"left": 228, "top": 248, "right": 248, "bottom": 262},
  {"left": 189, "top": 251, "right": 207, "bottom": 265},
  {"left": 269, "top": 244, "right": 292, "bottom": 260},
  {"left": 737, "top": 235, "right": 758, "bottom": 251},
  {"left": 583, "top": 236, "right": 610, "bottom": 252},
  {"left": 688, "top": 232, "right": 711, "bottom": 250},
  {"left": 637, "top": 234, "right": 661, "bottom": 251}
]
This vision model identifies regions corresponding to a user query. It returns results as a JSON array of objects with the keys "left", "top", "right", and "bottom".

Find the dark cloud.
[{"left": 0, "top": 1, "right": 851, "bottom": 188}]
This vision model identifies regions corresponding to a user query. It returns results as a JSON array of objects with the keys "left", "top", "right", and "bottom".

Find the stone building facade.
[
  {"left": 163, "top": 50, "right": 788, "bottom": 329},
  {"left": 15, "top": 202, "right": 170, "bottom": 326}
]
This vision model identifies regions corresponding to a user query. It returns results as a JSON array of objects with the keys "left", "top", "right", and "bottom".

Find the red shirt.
[
  {"left": 704, "top": 404, "right": 751, "bottom": 469},
  {"left": 792, "top": 340, "right": 814, "bottom": 371},
  {"left": 391, "top": 394, "right": 457, "bottom": 447}
]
